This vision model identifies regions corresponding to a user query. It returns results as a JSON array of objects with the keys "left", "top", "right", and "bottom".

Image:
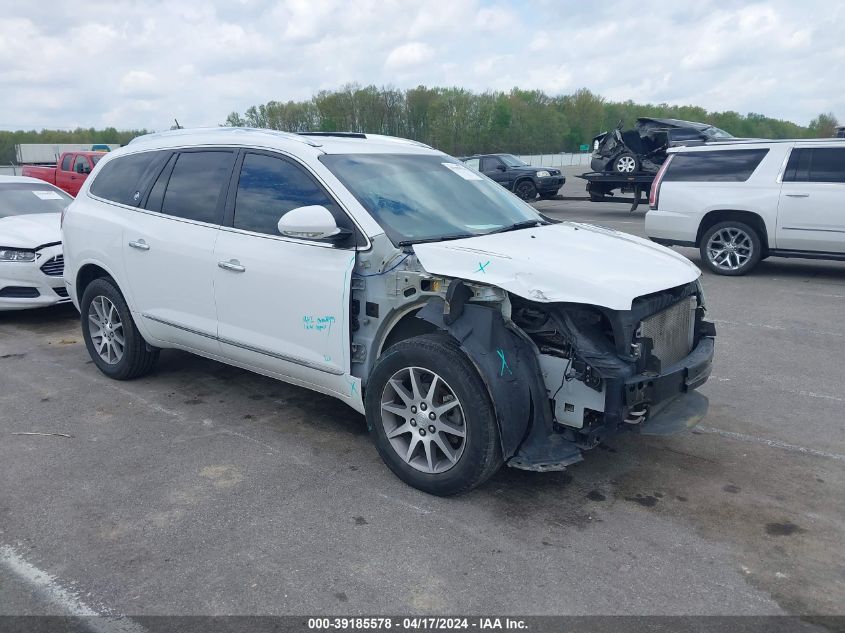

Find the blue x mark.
[
  {"left": 477, "top": 260, "right": 490, "bottom": 274},
  {"left": 496, "top": 348, "right": 512, "bottom": 376}
]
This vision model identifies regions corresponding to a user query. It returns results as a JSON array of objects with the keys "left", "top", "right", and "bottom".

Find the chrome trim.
[
  {"left": 218, "top": 337, "right": 344, "bottom": 375},
  {"left": 781, "top": 226, "right": 845, "bottom": 234},
  {"left": 775, "top": 147, "right": 793, "bottom": 184},
  {"left": 141, "top": 313, "right": 216, "bottom": 340},
  {"left": 141, "top": 313, "right": 343, "bottom": 375}
]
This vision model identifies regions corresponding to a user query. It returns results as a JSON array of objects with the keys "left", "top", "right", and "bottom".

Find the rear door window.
[
  {"left": 784, "top": 148, "right": 845, "bottom": 183},
  {"left": 60, "top": 155, "right": 73, "bottom": 171},
  {"left": 89, "top": 151, "right": 168, "bottom": 206},
  {"left": 160, "top": 151, "right": 235, "bottom": 224},
  {"left": 232, "top": 152, "right": 347, "bottom": 236},
  {"left": 663, "top": 149, "right": 769, "bottom": 182},
  {"left": 463, "top": 158, "right": 481, "bottom": 170}
]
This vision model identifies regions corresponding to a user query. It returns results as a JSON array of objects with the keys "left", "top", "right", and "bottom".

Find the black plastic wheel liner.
[{"left": 417, "top": 298, "right": 582, "bottom": 470}]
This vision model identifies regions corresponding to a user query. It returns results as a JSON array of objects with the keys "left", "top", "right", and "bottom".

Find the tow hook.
[{"left": 624, "top": 405, "right": 648, "bottom": 425}]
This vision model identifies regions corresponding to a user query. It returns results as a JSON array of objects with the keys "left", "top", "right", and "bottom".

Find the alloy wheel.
[
  {"left": 88, "top": 295, "right": 125, "bottom": 364},
  {"left": 706, "top": 227, "right": 754, "bottom": 271},
  {"left": 616, "top": 155, "right": 637, "bottom": 173},
  {"left": 380, "top": 366, "right": 467, "bottom": 474}
]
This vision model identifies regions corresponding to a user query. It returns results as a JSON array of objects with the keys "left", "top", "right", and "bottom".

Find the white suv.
[
  {"left": 63, "top": 128, "right": 716, "bottom": 495},
  {"left": 646, "top": 139, "right": 845, "bottom": 275}
]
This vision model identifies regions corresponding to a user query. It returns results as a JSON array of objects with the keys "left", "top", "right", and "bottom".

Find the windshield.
[
  {"left": 499, "top": 154, "right": 528, "bottom": 167},
  {"left": 0, "top": 184, "right": 73, "bottom": 218},
  {"left": 320, "top": 154, "right": 542, "bottom": 244},
  {"left": 703, "top": 126, "right": 733, "bottom": 140}
]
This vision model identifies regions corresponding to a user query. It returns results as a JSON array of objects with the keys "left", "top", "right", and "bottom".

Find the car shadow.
[{"left": 0, "top": 303, "right": 79, "bottom": 327}]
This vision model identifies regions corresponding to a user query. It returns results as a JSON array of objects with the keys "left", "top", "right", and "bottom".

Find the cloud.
[
  {"left": 384, "top": 42, "right": 435, "bottom": 70},
  {"left": 0, "top": 0, "right": 842, "bottom": 132}
]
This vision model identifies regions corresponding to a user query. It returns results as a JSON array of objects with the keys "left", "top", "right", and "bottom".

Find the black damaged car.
[
  {"left": 460, "top": 153, "right": 565, "bottom": 200},
  {"left": 591, "top": 118, "right": 734, "bottom": 174}
]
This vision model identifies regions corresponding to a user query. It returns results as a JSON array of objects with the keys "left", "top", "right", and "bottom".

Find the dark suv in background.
[{"left": 460, "top": 153, "right": 565, "bottom": 200}]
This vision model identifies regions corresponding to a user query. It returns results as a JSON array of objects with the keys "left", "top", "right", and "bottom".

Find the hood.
[
  {"left": 511, "top": 165, "right": 558, "bottom": 175},
  {"left": 413, "top": 223, "right": 700, "bottom": 311},
  {"left": 0, "top": 213, "right": 61, "bottom": 249}
]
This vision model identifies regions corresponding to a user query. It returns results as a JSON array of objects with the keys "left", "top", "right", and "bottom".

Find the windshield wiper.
[
  {"left": 398, "top": 233, "right": 475, "bottom": 246},
  {"left": 485, "top": 220, "right": 545, "bottom": 235}
]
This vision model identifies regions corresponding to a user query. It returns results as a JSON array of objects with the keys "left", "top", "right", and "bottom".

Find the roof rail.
[
  {"left": 299, "top": 132, "right": 367, "bottom": 139},
  {"left": 703, "top": 138, "right": 845, "bottom": 146},
  {"left": 128, "top": 127, "right": 323, "bottom": 147}
]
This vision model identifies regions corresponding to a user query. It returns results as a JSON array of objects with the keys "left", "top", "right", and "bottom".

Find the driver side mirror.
[
  {"left": 496, "top": 164, "right": 506, "bottom": 172},
  {"left": 75, "top": 163, "right": 86, "bottom": 174},
  {"left": 278, "top": 205, "right": 351, "bottom": 242}
]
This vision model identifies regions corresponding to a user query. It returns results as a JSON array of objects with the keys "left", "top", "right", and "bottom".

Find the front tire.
[
  {"left": 80, "top": 277, "right": 159, "bottom": 380},
  {"left": 699, "top": 221, "right": 762, "bottom": 276},
  {"left": 365, "top": 334, "right": 502, "bottom": 496},
  {"left": 514, "top": 180, "right": 538, "bottom": 201}
]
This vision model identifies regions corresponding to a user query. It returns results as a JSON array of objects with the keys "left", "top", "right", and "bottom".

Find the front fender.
[{"left": 417, "top": 298, "right": 582, "bottom": 470}]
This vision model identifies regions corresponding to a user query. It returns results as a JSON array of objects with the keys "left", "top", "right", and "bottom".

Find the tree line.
[
  {"left": 0, "top": 127, "right": 147, "bottom": 165},
  {"left": 225, "top": 85, "right": 838, "bottom": 155},
  {"left": 2, "top": 87, "right": 837, "bottom": 164}
]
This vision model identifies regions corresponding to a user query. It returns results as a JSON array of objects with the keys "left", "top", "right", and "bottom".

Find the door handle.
[
  {"left": 785, "top": 193, "right": 809, "bottom": 198},
  {"left": 128, "top": 239, "right": 150, "bottom": 251},
  {"left": 218, "top": 259, "right": 245, "bottom": 273}
]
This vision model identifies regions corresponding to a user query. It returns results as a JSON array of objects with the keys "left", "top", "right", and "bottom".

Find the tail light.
[{"left": 649, "top": 155, "right": 673, "bottom": 210}]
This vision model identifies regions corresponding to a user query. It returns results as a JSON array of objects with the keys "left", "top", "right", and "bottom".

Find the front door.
[
  {"left": 213, "top": 151, "right": 357, "bottom": 396},
  {"left": 777, "top": 146, "right": 845, "bottom": 253},
  {"left": 480, "top": 156, "right": 511, "bottom": 189},
  {"left": 122, "top": 149, "right": 236, "bottom": 351}
]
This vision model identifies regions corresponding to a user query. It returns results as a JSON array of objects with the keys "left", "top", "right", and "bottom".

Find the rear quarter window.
[
  {"left": 663, "top": 149, "right": 769, "bottom": 182},
  {"left": 89, "top": 151, "right": 169, "bottom": 206}
]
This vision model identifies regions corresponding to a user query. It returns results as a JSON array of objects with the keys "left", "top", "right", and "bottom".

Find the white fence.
[{"left": 516, "top": 153, "right": 591, "bottom": 167}]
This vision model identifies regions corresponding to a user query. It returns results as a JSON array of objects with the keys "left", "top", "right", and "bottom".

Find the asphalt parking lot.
[{"left": 1, "top": 199, "right": 844, "bottom": 621}]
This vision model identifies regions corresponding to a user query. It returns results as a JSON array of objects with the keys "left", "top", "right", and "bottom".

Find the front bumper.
[
  {"left": 537, "top": 177, "right": 565, "bottom": 195},
  {"left": 625, "top": 336, "right": 714, "bottom": 414},
  {"left": 0, "top": 245, "right": 71, "bottom": 311}
]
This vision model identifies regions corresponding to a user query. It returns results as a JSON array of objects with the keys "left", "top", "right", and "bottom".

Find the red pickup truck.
[{"left": 21, "top": 151, "right": 106, "bottom": 196}]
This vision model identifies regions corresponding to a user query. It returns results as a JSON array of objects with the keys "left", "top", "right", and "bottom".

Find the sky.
[{"left": 0, "top": 0, "right": 842, "bottom": 131}]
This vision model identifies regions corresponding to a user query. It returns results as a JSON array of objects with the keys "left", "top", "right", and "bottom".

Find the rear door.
[
  {"left": 213, "top": 150, "right": 356, "bottom": 396},
  {"left": 777, "top": 146, "right": 845, "bottom": 253},
  {"left": 122, "top": 149, "right": 236, "bottom": 351}
]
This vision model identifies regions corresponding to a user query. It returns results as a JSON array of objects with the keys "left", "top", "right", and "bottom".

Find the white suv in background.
[
  {"left": 62, "top": 127, "right": 715, "bottom": 495},
  {"left": 646, "top": 139, "right": 845, "bottom": 275}
]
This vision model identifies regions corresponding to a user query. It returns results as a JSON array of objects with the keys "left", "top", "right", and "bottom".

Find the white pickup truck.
[{"left": 646, "top": 139, "right": 845, "bottom": 275}]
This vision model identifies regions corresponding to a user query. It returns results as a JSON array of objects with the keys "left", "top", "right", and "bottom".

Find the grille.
[
  {"left": 40, "top": 255, "right": 64, "bottom": 277},
  {"left": 640, "top": 296, "right": 696, "bottom": 367},
  {"left": 0, "top": 286, "right": 40, "bottom": 299},
  {"left": 53, "top": 287, "right": 69, "bottom": 298}
]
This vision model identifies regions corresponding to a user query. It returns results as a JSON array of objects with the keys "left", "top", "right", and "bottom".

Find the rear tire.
[
  {"left": 80, "top": 277, "right": 159, "bottom": 380},
  {"left": 365, "top": 333, "right": 502, "bottom": 496},
  {"left": 699, "top": 221, "right": 762, "bottom": 276}
]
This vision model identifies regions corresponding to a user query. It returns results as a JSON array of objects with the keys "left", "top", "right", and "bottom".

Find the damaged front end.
[{"left": 417, "top": 279, "right": 716, "bottom": 472}]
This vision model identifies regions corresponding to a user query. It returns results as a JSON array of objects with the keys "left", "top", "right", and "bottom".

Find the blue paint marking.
[
  {"left": 496, "top": 348, "right": 512, "bottom": 376},
  {"left": 477, "top": 260, "right": 490, "bottom": 274},
  {"left": 349, "top": 380, "right": 358, "bottom": 396}
]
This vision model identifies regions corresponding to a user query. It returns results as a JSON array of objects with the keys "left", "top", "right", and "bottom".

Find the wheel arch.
[
  {"left": 375, "top": 306, "right": 439, "bottom": 359},
  {"left": 75, "top": 262, "right": 118, "bottom": 304},
  {"left": 696, "top": 209, "right": 770, "bottom": 253}
]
